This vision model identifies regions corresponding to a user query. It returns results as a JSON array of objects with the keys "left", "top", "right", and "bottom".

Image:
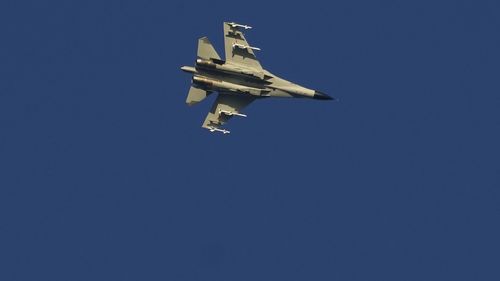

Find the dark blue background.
[{"left": 1, "top": 1, "right": 499, "bottom": 280}]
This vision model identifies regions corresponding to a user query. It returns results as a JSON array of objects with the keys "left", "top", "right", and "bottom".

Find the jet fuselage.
[{"left": 181, "top": 60, "right": 332, "bottom": 100}]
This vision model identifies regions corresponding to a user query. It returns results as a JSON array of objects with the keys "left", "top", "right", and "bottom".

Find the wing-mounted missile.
[
  {"left": 207, "top": 126, "right": 230, "bottom": 134},
  {"left": 232, "top": 43, "right": 261, "bottom": 52},
  {"left": 227, "top": 22, "right": 252, "bottom": 30},
  {"left": 219, "top": 109, "right": 247, "bottom": 118}
]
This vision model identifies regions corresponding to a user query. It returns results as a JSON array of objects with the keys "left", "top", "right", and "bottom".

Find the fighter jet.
[{"left": 181, "top": 22, "right": 334, "bottom": 134}]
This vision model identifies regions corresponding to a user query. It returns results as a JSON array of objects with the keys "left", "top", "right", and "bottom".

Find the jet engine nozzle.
[
  {"left": 196, "top": 59, "right": 216, "bottom": 68},
  {"left": 192, "top": 76, "right": 215, "bottom": 87}
]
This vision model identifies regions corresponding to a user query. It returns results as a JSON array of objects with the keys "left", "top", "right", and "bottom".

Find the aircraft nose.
[{"left": 313, "top": 91, "right": 334, "bottom": 100}]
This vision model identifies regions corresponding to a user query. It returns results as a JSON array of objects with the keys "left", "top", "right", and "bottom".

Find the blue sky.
[{"left": 1, "top": 1, "right": 499, "bottom": 280}]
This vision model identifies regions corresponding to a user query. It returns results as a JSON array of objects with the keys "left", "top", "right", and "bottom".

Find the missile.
[
  {"left": 228, "top": 22, "right": 252, "bottom": 30},
  {"left": 219, "top": 109, "right": 247, "bottom": 117},
  {"left": 232, "top": 43, "right": 261, "bottom": 51},
  {"left": 208, "top": 126, "right": 230, "bottom": 134}
]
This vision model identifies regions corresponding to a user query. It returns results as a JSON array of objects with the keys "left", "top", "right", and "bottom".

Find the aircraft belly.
[
  {"left": 193, "top": 75, "right": 266, "bottom": 97},
  {"left": 269, "top": 89, "right": 295, "bottom": 98}
]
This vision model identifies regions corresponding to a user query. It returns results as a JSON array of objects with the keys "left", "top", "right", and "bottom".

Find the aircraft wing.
[
  {"left": 202, "top": 93, "right": 256, "bottom": 134},
  {"left": 223, "top": 22, "right": 263, "bottom": 71}
]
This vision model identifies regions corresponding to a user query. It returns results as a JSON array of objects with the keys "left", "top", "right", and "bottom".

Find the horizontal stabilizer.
[
  {"left": 197, "top": 37, "right": 221, "bottom": 60},
  {"left": 186, "top": 86, "right": 210, "bottom": 106}
]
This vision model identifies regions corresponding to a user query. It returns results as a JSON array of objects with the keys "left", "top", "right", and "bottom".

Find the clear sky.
[{"left": 1, "top": 1, "right": 499, "bottom": 280}]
